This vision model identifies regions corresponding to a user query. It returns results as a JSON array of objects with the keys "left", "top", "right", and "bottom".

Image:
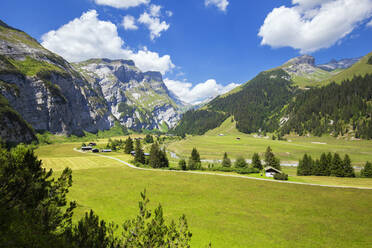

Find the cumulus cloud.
[
  {"left": 41, "top": 10, "right": 174, "bottom": 74},
  {"left": 205, "top": 0, "right": 229, "bottom": 12},
  {"left": 138, "top": 4, "right": 170, "bottom": 40},
  {"left": 258, "top": 0, "right": 372, "bottom": 53},
  {"left": 94, "top": 0, "right": 149, "bottom": 9},
  {"left": 367, "top": 19, "right": 372, "bottom": 27},
  {"left": 122, "top": 15, "right": 138, "bottom": 30},
  {"left": 164, "top": 78, "right": 239, "bottom": 105}
]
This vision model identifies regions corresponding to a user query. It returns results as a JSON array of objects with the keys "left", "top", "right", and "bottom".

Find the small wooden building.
[{"left": 265, "top": 167, "right": 282, "bottom": 177}]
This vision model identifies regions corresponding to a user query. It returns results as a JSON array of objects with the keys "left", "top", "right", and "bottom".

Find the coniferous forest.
[{"left": 174, "top": 72, "right": 372, "bottom": 140}]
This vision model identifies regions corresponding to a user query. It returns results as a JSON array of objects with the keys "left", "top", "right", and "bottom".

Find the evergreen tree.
[
  {"left": 361, "top": 161, "right": 372, "bottom": 178},
  {"left": 325, "top": 152, "right": 333, "bottom": 176},
  {"left": 313, "top": 159, "right": 321, "bottom": 176},
  {"left": 222, "top": 152, "right": 232, "bottom": 167},
  {"left": 122, "top": 190, "right": 192, "bottom": 247},
  {"left": 149, "top": 143, "right": 161, "bottom": 168},
  {"left": 343, "top": 154, "right": 355, "bottom": 178},
  {"left": 297, "top": 154, "right": 314, "bottom": 176},
  {"left": 318, "top": 153, "right": 329, "bottom": 176},
  {"left": 134, "top": 139, "right": 145, "bottom": 164},
  {"left": 179, "top": 159, "right": 187, "bottom": 170},
  {"left": 252, "top": 153, "right": 263, "bottom": 170},
  {"left": 188, "top": 148, "right": 201, "bottom": 170},
  {"left": 264, "top": 146, "right": 281, "bottom": 170},
  {"left": 124, "top": 137, "right": 134, "bottom": 154},
  {"left": 158, "top": 148, "right": 169, "bottom": 168},
  {"left": 234, "top": 156, "right": 247, "bottom": 168},
  {"left": 331, "top": 153, "right": 344, "bottom": 177}
]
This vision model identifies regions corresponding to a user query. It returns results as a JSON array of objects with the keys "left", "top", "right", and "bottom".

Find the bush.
[
  {"left": 208, "top": 166, "right": 259, "bottom": 174},
  {"left": 274, "top": 173, "right": 288, "bottom": 180},
  {"left": 234, "top": 156, "right": 247, "bottom": 168}
]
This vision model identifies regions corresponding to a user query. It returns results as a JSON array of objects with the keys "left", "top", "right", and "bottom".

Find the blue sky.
[{"left": 1, "top": 0, "right": 372, "bottom": 104}]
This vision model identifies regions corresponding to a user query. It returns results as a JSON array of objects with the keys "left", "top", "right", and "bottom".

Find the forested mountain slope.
[
  {"left": 281, "top": 74, "right": 372, "bottom": 139},
  {"left": 174, "top": 69, "right": 297, "bottom": 136},
  {"left": 174, "top": 52, "right": 372, "bottom": 140}
]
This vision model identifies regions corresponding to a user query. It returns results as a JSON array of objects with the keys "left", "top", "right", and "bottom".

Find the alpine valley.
[{"left": 0, "top": 19, "right": 371, "bottom": 145}]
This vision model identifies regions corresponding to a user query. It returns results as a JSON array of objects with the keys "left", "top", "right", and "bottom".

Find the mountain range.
[
  {"left": 0, "top": 20, "right": 182, "bottom": 144},
  {"left": 0, "top": 19, "right": 371, "bottom": 144}
]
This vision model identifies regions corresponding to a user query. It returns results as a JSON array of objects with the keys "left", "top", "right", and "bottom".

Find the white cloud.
[
  {"left": 94, "top": 0, "right": 149, "bottom": 9},
  {"left": 258, "top": 0, "right": 372, "bottom": 53},
  {"left": 122, "top": 15, "right": 138, "bottom": 30},
  {"left": 164, "top": 78, "right": 239, "bottom": 105},
  {"left": 41, "top": 10, "right": 174, "bottom": 74},
  {"left": 138, "top": 4, "right": 170, "bottom": 40},
  {"left": 166, "top": 11, "right": 173, "bottom": 17},
  {"left": 367, "top": 19, "right": 372, "bottom": 27},
  {"left": 205, "top": 0, "right": 229, "bottom": 12}
]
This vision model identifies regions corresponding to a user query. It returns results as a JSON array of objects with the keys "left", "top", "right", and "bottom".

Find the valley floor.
[{"left": 36, "top": 142, "right": 372, "bottom": 248}]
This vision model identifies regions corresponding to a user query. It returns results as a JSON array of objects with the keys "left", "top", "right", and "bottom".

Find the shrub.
[
  {"left": 274, "top": 173, "right": 288, "bottom": 181},
  {"left": 234, "top": 156, "right": 247, "bottom": 168}
]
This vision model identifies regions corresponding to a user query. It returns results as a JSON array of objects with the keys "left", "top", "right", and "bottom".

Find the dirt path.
[{"left": 73, "top": 148, "right": 372, "bottom": 190}]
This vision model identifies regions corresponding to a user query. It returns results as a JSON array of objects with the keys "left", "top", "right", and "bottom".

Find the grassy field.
[
  {"left": 166, "top": 117, "right": 372, "bottom": 166},
  {"left": 35, "top": 142, "right": 372, "bottom": 248}
]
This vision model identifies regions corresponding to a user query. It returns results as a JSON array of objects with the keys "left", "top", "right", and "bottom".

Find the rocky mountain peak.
[{"left": 285, "top": 55, "right": 315, "bottom": 66}]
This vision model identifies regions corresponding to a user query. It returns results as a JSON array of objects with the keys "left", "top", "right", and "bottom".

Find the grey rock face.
[
  {"left": 0, "top": 21, "right": 112, "bottom": 139},
  {"left": 73, "top": 59, "right": 181, "bottom": 131},
  {"left": 317, "top": 57, "right": 361, "bottom": 71}
]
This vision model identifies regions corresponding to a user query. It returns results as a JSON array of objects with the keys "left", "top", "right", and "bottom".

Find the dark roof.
[{"left": 265, "top": 166, "right": 282, "bottom": 173}]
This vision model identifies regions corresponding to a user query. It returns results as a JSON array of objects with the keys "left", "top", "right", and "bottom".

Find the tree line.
[{"left": 297, "top": 153, "right": 356, "bottom": 177}]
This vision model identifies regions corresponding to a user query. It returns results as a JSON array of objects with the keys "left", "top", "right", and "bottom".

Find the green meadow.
[
  {"left": 35, "top": 141, "right": 372, "bottom": 248},
  {"left": 166, "top": 117, "right": 372, "bottom": 165}
]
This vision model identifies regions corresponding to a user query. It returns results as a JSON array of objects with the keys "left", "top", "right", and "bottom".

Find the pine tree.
[
  {"left": 234, "top": 156, "right": 247, "bottom": 168},
  {"left": 252, "top": 153, "right": 263, "bottom": 170},
  {"left": 188, "top": 148, "right": 201, "bottom": 170},
  {"left": 298, "top": 154, "right": 314, "bottom": 176},
  {"left": 124, "top": 137, "right": 134, "bottom": 154},
  {"left": 134, "top": 139, "right": 145, "bottom": 164},
  {"left": 264, "top": 146, "right": 281, "bottom": 170},
  {"left": 222, "top": 152, "right": 232, "bottom": 167},
  {"left": 331, "top": 153, "right": 343, "bottom": 177},
  {"left": 325, "top": 152, "right": 333, "bottom": 176},
  {"left": 343, "top": 154, "right": 355, "bottom": 178},
  {"left": 361, "top": 161, "right": 372, "bottom": 178},
  {"left": 149, "top": 143, "right": 161, "bottom": 168},
  {"left": 318, "top": 153, "right": 329, "bottom": 176},
  {"left": 159, "top": 148, "right": 169, "bottom": 168}
]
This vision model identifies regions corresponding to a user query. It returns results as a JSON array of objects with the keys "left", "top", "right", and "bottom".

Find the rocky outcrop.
[
  {"left": 73, "top": 59, "right": 181, "bottom": 131},
  {"left": 317, "top": 57, "right": 361, "bottom": 71},
  {"left": 0, "top": 20, "right": 112, "bottom": 141}
]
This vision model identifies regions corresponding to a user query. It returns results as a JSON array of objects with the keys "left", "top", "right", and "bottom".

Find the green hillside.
[{"left": 173, "top": 69, "right": 296, "bottom": 136}]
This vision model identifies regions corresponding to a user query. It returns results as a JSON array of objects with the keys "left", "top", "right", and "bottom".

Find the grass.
[
  {"left": 36, "top": 142, "right": 372, "bottom": 248},
  {"left": 166, "top": 117, "right": 372, "bottom": 165},
  {"left": 9, "top": 56, "right": 63, "bottom": 76}
]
